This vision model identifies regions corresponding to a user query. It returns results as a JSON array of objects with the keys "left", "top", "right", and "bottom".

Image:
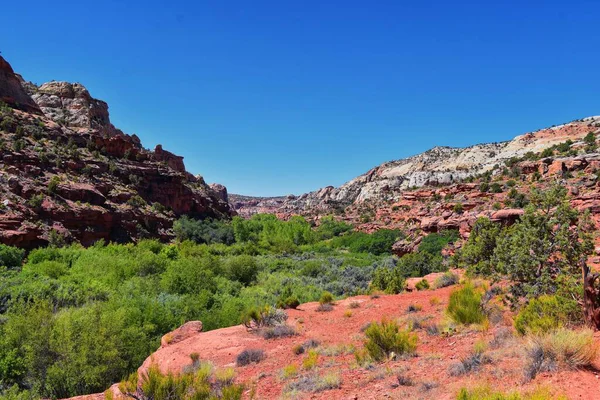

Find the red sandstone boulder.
[{"left": 160, "top": 321, "right": 203, "bottom": 347}]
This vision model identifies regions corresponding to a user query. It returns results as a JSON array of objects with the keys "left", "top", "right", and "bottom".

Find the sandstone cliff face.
[
  {"left": 0, "top": 57, "right": 41, "bottom": 114},
  {"left": 232, "top": 116, "right": 600, "bottom": 218},
  {"left": 0, "top": 56, "right": 232, "bottom": 248}
]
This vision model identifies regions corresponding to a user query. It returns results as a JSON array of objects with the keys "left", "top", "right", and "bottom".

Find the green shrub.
[
  {"left": 277, "top": 296, "right": 300, "bottom": 309},
  {"left": 447, "top": 283, "right": 486, "bottom": 325},
  {"left": 173, "top": 216, "right": 235, "bottom": 245},
  {"left": 319, "top": 291, "right": 334, "bottom": 305},
  {"left": 434, "top": 271, "right": 459, "bottom": 288},
  {"left": 456, "top": 385, "right": 564, "bottom": 400},
  {"left": 0, "top": 244, "right": 25, "bottom": 269},
  {"left": 371, "top": 267, "right": 405, "bottom": 294},
  {"left": 514, "top": 295, "right": 580, "bottom": 335},
  {"left": 364, "top": 319, "right": 417, "bottom": 361},
  {"left": 47, "top": 176, "right": 60, "bottom": 194},
  {"left": 415, "top": 279, "right": 429, "bottom": 291}
]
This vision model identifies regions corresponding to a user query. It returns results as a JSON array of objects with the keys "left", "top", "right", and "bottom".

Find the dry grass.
[{"left": 524, "top": 328, "right": 598, "bottom": 381}]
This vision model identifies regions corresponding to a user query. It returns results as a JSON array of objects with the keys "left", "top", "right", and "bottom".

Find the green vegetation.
[
  {"left": 119, "top": 363, "right": 243, "bottom": 400},
  {"left": 0, "top": 215, "right": 400, "bottom": 398},
  {"left": 363, "top": 319, "right": 417, "bottom": 361},
  {"left": 447, "top": 283, "right": 486, "bottom": 325},
  {"left": 371, "top": 231, "right": 458, "bottom": 293},
  {"left": 514, "top": 295, "right": 580, "bottom": 335},
  {"left": 456, "top": 386, "right": 566, "bottom": 400},
  {"left": 454, "top": 185, "right": 593, "bottom": 305}
]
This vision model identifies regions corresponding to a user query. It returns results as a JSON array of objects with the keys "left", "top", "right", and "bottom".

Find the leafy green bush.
[
  {"left": 173, "top": 216, "right": 234, "bottom": 245},
  {"left": 364, "top": 319, "right": 417, "bottom": 361},
  {"left": 0, "top": 244, "right": 25, "bottom": 269},
  {"left": 418, "top": 231, "right": 459, "bottom": 257},
  {"left": 514, "top": 295, "right": 580, "bottom": 335},
  {"left": 447, "top": 283, "right": 486, "bottom": 325},
  {"left": 331, "top": 229, "right": 402, "bottom": 255}
]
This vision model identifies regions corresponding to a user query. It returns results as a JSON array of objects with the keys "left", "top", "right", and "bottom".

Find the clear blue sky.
[{"left": 2, "top": 1, "right": 599, "bottom": 196}]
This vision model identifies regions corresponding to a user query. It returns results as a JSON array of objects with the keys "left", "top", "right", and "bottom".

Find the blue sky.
[{"left": 2, "top": 1, "right": 599, "bottom": 196}]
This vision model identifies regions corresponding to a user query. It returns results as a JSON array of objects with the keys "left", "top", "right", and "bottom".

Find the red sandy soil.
[{"left": 69, "top": 277, "right": 600, "bottom": 400}]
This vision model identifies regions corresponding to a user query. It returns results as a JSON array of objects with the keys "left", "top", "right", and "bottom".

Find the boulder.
[{"left": 160, "top": 321, "right": 203, "bottom": 347}]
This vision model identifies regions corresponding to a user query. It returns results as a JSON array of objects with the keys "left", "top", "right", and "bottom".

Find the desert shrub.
[
  {"left": 448, "top": 351, "right": 492, "bottom": 376},
  {"left": 120, "top": 363, "right": 243, "bottom": 400},
  {"left": 284, "top": 372, "right": 341, "bottom": 393},
  {"left": 242, "top": 306, "right": 287, "bottom": 331},
  {"left": 316, "top": 303, "right": 334, "bottom": 312},
  {"left": 236, "top": 349, "right": 265, "bottom": 366},
  {"left": 261, "top": 325, "right": 296, "bottom": 339},
  {"left": 456, "top": 386, "right": 565, "bottom": 400},
  {"left": 434, "top": 271, "right": 459, "bottom": 288},
  {"left": 396, "top": 374, "right": 414, "bottom": 386},
  {"left": 319, "top": 291, "right": 334, "bottom": 305},
  {"left": 0, "top": 244, "right": 25, "bottom": 269},
  {"left": 447, "top": 283, "right": 486, "bottom": 325},
  {"left": 364, "top": 319, "right": 417, "bottom": 361},
  {"left": 415, "top": 279, "right": 429, "bottom": 291},
  {"left": 302, "top": 349, "right": 319, "bottom": 370},
  {"left": 371, "top": 267, "right": 405, "bottom": 294},
  {"left": 173, "top": 216, "right": 235, "bottom": 245},
  {"left": 406, "top": 303, "right": 422, "bottom": 313},
  {"left": 514, "top": 295, "right": 580, "bottom": 335},
  {"left": 453, "top": 203, "right": 464, "bottom": 214},
  {"left": 277, "top": 296, "right": 300, "bottom": 309},
  {"left": 27, "top": 193, "right": 44, "bottom": 208},
  {"left": 524, "top": 328, "right": 598, "bottom": 381},
  {"left": 127, "top": 195, "right": 146, "bottom": 207},
  {"left": 348, "top": 301, "right": 360, "bottom": 309}
]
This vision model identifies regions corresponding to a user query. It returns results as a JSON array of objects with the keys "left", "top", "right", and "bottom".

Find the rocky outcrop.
[
  {"left": 0, "top": 57, "right": 41, "bottom": 113},
  {"left": 160, "top": 321, "right": 203, "bottom": 347},
  {"left": 232, "top": 117, "right": 600, "bottom": 218},
  {"left": 0, "top": 55, "right": 233, "bottom": 248}
]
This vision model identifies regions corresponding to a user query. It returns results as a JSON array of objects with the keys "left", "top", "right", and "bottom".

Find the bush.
[
  {"left": 120, "top": 363, "right": 243, "bottom": 400},
  {"left": 447, "top": 283, "right": 486, "bottom": 325},
  {"left": 434, "top": 271, "right": 459, "bottom": 288},
  {"left": 242, "top": 306, "right": 287, "bottom": 331},
  {"left": 456, "top": 386, "right": 565, "bottom": 400},
  {"left": 415, "top": 279, "right": 429, "bottom": 291},
  {"left": 47, "top": 176, "right": 60, "bottom": 194},
  {"left": 319, "top": 291, "right": 334, "bottom": 305},
  {"left": 364, "top": 319, "right": 417, "bottom": 361},
  {"left": 514, "top": 295, "right": 580, "bottom": 335},
  {"left": 316, "top": 302, "right": 334, "bottom": 312},
  {"left": 173, "top": 216, "right": 235, "bottom": 245},
  {"left": 0, "top": 244, "right": 25, "bottom": 269},
  {"left": 277, "top": 296, "right": 300, "bottom": 309},
  {"left": 236, "top": 349, "right": 265, "bottom": 366},
  {"left": 331, "top": 229, "right": 402, "bottom": 255},
  {"left": 453, "top": 203, "right": 464, "bottom": 214},
  {"left": 302, "top": 349, "right": 319, "bottom": 370},
  {"left": 448, "top": 351, "right": 492, "bottom": 376},
  {"left": 261, "top": 325, "right": 296, "bottom": 339},
  {"left": 524, "top": 328, "right": 598, "bottom": 381}
]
